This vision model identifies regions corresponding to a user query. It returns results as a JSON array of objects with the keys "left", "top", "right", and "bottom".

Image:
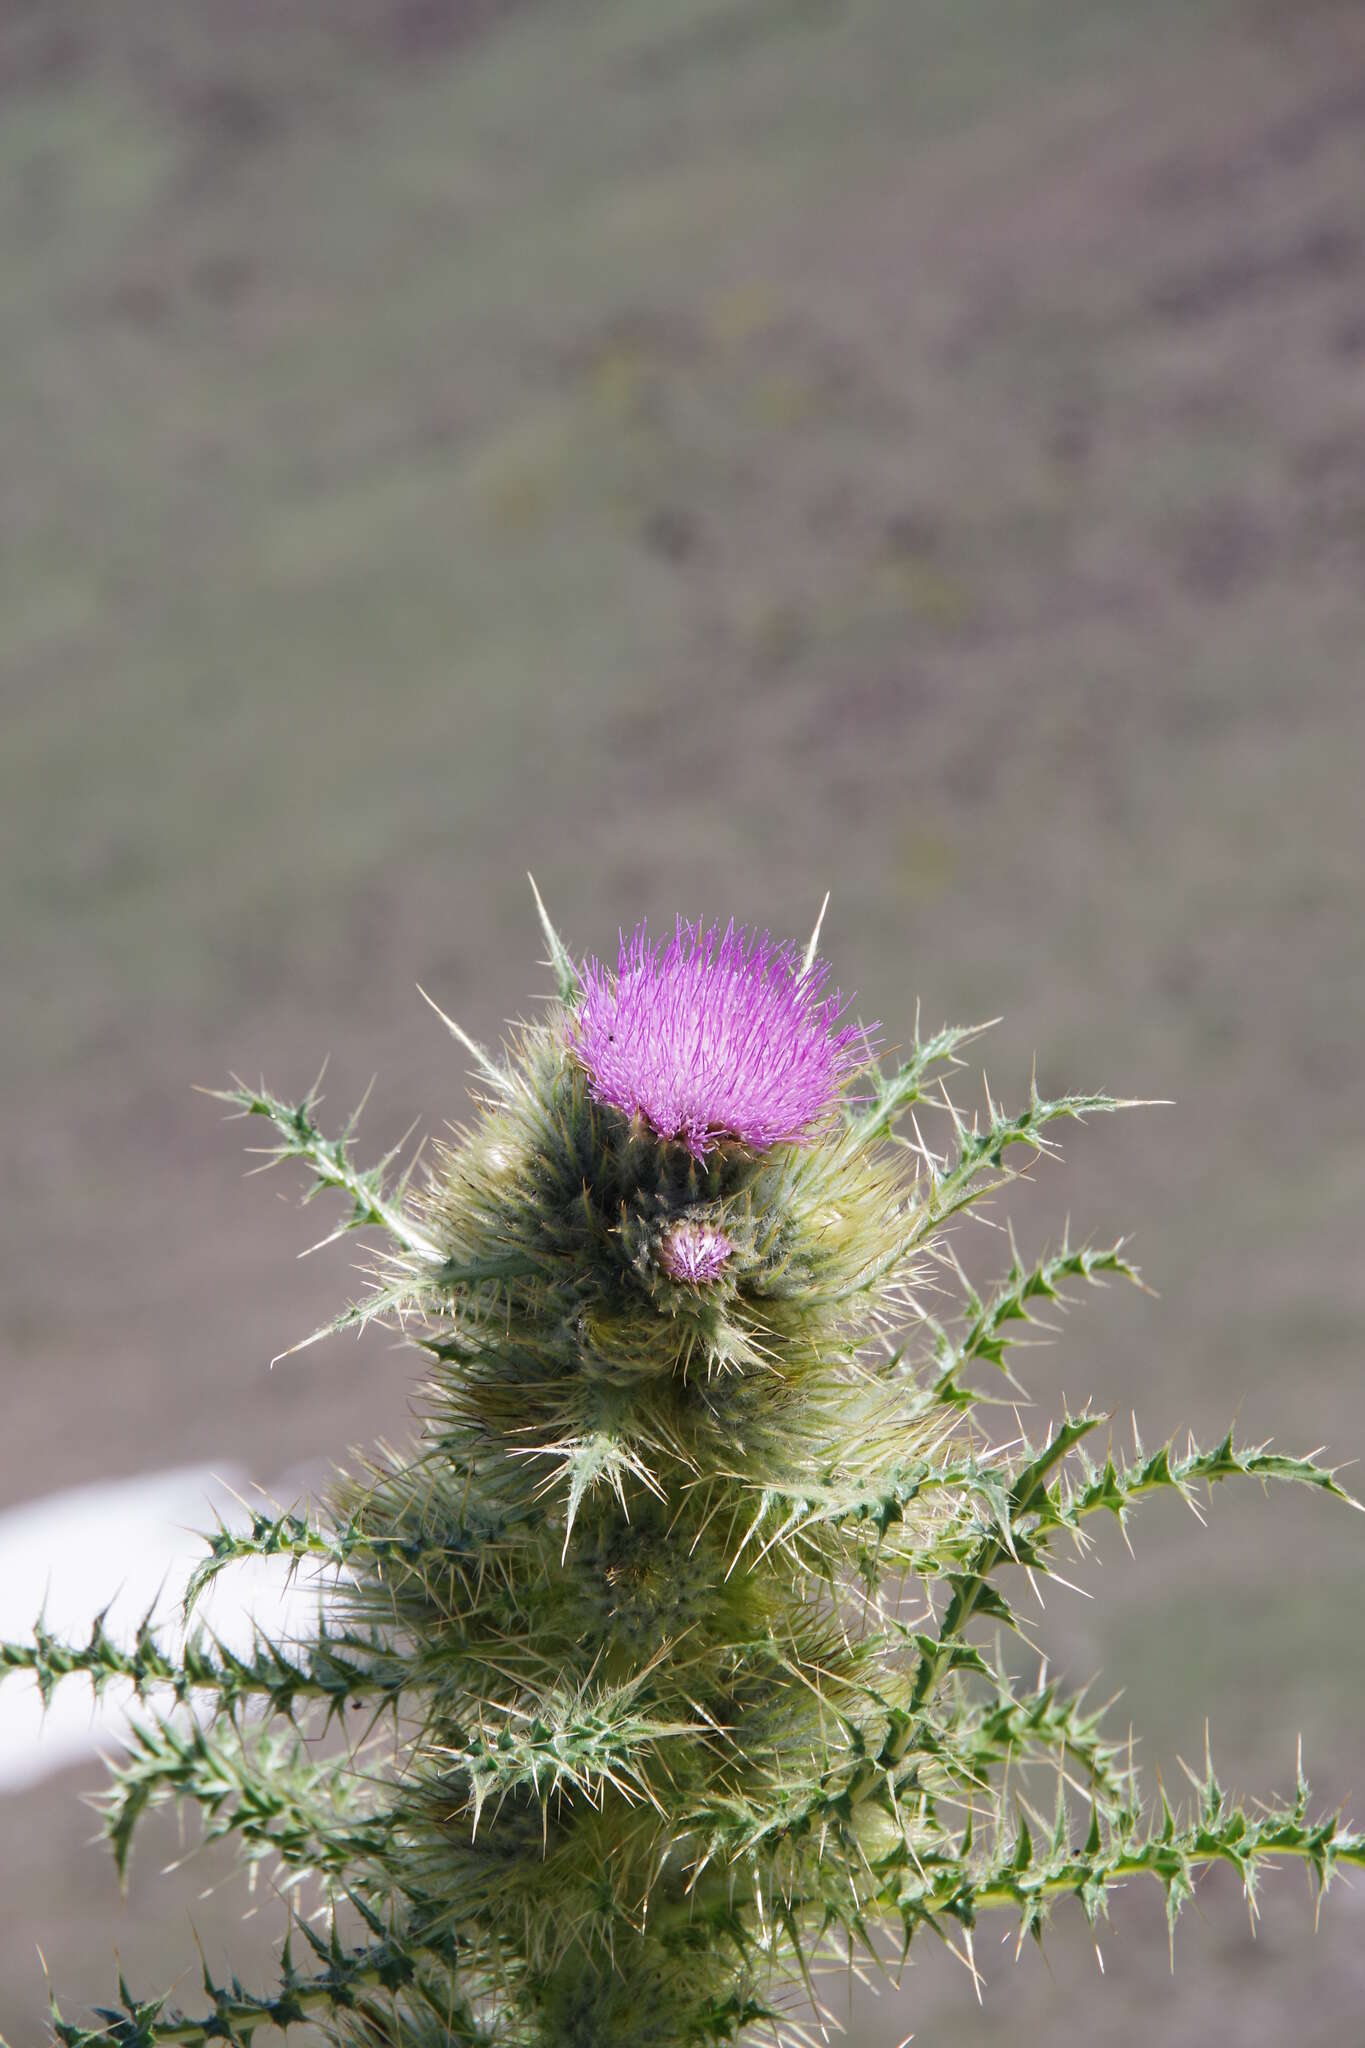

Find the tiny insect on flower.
[{"left": 573, "top": 918, "right": 866, "bottom": 1156}]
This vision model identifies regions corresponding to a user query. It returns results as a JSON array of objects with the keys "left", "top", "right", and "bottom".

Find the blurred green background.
[{"left": 3, "top": 0, "right": 1364, "bottom": 2040}]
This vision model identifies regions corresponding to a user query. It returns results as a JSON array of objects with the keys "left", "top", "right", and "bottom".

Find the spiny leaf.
[
  {"left": 0, "top": 1615, "right": 408, "bottom": 1724},
  {"left": 1034, "top": 1427, "right": 1363, "bottom": 1545},
  {"left": 915, "top": 1087, "right": 1151, "bottom": 1238},
  {"left": 201, "top": 1079, "right": 441, "bottom": 1262},
  {"left": 99, "top": 1712, "right": 391, "bottom": 1887},
  {"left": 930, "top": 1237, "right": 1144, "bottom": 1402},
  {"left": 55, "top": 1923, "right": 481, "bottom": 2048},
  {"left": 850, "top": 1016, "right": 999, "bottom": 1146}
]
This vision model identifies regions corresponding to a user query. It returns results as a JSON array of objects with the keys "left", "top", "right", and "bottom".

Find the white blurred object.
[{"left": 0, "top": 1466, "right": 327, "bottom": 1794}]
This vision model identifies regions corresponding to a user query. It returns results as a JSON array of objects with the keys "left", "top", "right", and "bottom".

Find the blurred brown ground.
[{"left": 2, "top": 0, "right": 1364, "bottom": 2041}]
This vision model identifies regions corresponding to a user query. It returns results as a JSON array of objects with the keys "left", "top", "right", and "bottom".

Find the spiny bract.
[{"left": 4, "top": 888, "right": 1360, "bottom": 2048}]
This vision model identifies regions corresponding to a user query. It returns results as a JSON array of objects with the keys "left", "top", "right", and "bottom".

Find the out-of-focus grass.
[
  {"left": 1, "top": 0, "right": 1264, "bottom": 1061},
  {"left": 2, "top": 0, "right": 1364, "bottom": 2041}
]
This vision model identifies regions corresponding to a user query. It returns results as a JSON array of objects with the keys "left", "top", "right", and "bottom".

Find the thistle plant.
[{"left": 5, "top": 887, "right": 1361, "bottom": 2048}]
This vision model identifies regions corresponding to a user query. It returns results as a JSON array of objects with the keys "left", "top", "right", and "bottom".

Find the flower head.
[
  {"left": 659, "top": 1221, "right": 733, "bottom": 1285},
  {"left": 573, "top": 918, "right": 863, "bottom": 1156}
]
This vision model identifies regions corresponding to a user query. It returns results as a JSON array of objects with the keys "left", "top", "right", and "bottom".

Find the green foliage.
[{"left": 4, "top": 902, "right": 1360, "bottom": 2048}]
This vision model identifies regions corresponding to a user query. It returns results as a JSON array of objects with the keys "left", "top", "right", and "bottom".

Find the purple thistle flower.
[
  {"left": 659, "top": 1221, "right": 733, "bottom": 1285},
  {"left": 573, "top": 918, "right": 864, "bottom": 1157}
]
